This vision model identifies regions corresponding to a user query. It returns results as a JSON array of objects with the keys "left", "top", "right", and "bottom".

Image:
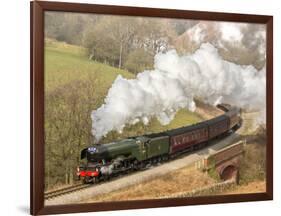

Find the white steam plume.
[{"left": 91, "top": 43, "right": 265, "bottom": 141}]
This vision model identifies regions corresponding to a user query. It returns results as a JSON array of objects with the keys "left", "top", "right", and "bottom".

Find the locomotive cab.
[{"left": 80, "top": 145, "right": 109, "bottom": 162}]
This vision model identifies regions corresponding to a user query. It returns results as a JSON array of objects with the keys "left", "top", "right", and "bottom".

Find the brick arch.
[{"left": 220, "top": 165, "right": 238, "bottom": 181}]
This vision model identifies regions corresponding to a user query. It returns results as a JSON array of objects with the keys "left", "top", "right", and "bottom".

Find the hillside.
[
  {"left": 45, "top": 39, "right": 203, "bottom": 138},
  {"left": 45, "top": 38, "right": 135, "bottom": 92},
  {"left": 44, "top": 39, "right": 204, "bottom": 189}
]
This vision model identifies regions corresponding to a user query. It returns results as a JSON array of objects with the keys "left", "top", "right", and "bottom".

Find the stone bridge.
[{"left": 196, "top": 140, "right": 245, "bottom": 183}]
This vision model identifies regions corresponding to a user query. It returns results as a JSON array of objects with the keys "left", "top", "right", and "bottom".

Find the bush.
[{"left": 124, "top": 49, "right": 154, "bottom": 74}]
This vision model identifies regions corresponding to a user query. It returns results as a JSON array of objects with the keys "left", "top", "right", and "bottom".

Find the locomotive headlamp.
[{"left": 88, "top": 147, "right": 98, "bottom": 153}]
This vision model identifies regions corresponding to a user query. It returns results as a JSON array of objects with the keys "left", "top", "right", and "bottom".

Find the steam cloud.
[{"left": 91, "top": 43, "right": 265, "bottom": 141}]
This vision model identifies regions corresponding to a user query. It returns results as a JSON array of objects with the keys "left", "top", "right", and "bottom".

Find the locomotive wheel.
[
  {"left": 104, "top": 175, "right": 110, "bottom": 181},
  {"left": 83, "top": 176, "right": 91, "bottom": 184},
  {"left": 139, "top": 162, "right": 145, "bottom": 169},
  {"left": 163, "top": 155, "right": 169, "bottom": 161},
  {"left": 133, "top": 160, "right": 141, "bottom": 170},
  {"left": 92, "top": 177, "right": 99, "bottom": 184}
]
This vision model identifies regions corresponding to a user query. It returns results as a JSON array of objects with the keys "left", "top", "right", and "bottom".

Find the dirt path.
[{"left": 45, "top": 132, "right": 240, "bottom": 206}]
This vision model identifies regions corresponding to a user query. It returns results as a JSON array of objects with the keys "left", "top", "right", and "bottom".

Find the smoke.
[
  {"left": 183, "top": 21, "right": 266, "bottom": 65},
  {"left": 91, "top": 43, "right": 265, "bottom": 141}
]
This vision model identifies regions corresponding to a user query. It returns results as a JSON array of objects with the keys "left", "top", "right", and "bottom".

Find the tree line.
[{"left": 45, "top": 12, "right": 197, "bottom": 74}]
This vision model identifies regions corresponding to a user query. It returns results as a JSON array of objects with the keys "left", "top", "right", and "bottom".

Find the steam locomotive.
[{"left": 76, "top": 104, "right": 242, "bottom": 184}]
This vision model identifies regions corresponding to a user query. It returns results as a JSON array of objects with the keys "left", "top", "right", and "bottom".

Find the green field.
[
  {"left": 44, "top": 39, "right": 203, "bottom": 188},
  {"left": 45, "top": 39, "right": 134, "bottom": 92}
]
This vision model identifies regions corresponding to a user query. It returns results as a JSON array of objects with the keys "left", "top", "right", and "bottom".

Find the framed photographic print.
[{"left": 30, "top": 1, "right": 273, "bottom": 215}]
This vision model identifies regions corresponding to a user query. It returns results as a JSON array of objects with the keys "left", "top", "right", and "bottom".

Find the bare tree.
[{"left": 45, "top": 76, "right": 101, "bottom": 188}]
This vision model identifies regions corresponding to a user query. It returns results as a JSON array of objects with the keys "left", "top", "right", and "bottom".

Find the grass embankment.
[
  {"left": 222, "top": 181, "right": 265, "bottom": 194},
  {"left": 85, "top": 166, "right": 216, "bottom": 202}
]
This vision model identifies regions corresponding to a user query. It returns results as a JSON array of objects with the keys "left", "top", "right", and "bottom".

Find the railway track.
[
  {"left": 44, "top": 184, "right": 91, "bottom": 200},
  {"left": 44, "top": 159, "right": 170, "bottom": 200},
  {"left": 44, "top": 136, "right": 233, "bottom": 201},
  {"left": 44, "top": 169, "right": 146, "bottom": 200},
  {"left": 45, "top": 105, "right": 243, "bottom": 204},
  {"left": 46, "top": 133, "right": 241, "bottom": 205},
  {"left": 44, "top": 131, "right": 242, "bottom": 200},
  {"left": 44, "top": 130, "right": 243, "bottom": 201}
]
